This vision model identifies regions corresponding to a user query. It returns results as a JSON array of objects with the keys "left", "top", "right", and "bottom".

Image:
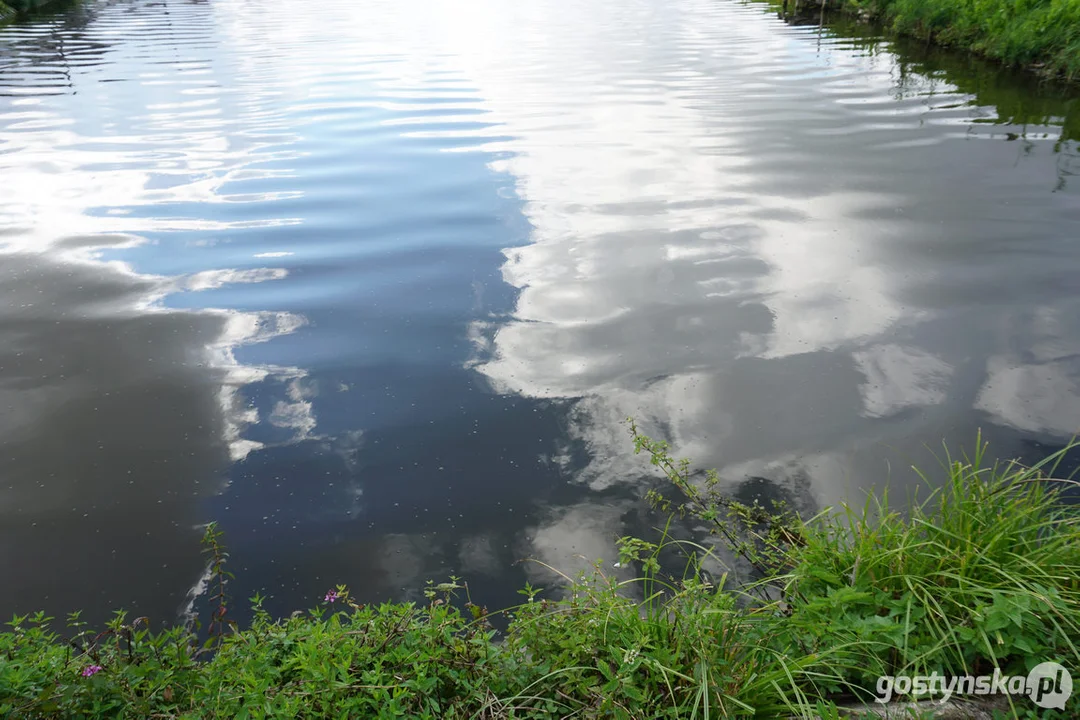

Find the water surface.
[{"left": 2, "top": 0, "right": 1079, "bottom": 624}]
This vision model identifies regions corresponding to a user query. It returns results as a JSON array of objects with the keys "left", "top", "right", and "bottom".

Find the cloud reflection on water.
[
  {"left": 0, "top": 3, "right": 316, "bottom": 622},
  {"left": 449, "top": 0, "right": 1080, "bottom": 576},
  {"left": 0, "top": 247, "right": 308, "bottom": 620},
  {"left": 2, "top": 0, "right": 1079, "bottom": 615}
]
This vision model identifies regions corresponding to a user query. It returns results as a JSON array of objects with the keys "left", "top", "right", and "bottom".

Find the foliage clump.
[{"left": 632, "top": 423, "right": 1080, "bottom": 705}]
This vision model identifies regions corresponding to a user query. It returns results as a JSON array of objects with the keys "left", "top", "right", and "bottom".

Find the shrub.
[{"left": 632, "top": 422, "right": 1080, "bottom": 708}]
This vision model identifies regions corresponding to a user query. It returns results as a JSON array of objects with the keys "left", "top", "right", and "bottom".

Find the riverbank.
[
  {"left": 2, "top": 434, "right": 1077, "bottom": 718},
  {"left": 0, "top": 0, "right": 66, "bottom": 22},
  {"left": 789, "top": 0, "right": 1080, "bottom": 79}
]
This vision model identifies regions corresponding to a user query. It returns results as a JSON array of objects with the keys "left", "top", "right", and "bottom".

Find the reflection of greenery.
[
  {"left": 756, "top": 0, "right": 1080, "bottom": 142},
  {"left": 2, "top": 0, "right": 66, "bottom": 16},
  {"left": 834, "top": 14, "right": 1080, "bottom": 142}
]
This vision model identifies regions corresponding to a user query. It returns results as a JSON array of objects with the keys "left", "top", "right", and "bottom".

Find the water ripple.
[{"left": 1, "top": 0, "right": 1079, "bottom": 621}]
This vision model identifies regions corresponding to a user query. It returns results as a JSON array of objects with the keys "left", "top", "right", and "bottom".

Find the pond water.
[{"left": 2, "top": 0, "right": 1079, "bottom": 625}]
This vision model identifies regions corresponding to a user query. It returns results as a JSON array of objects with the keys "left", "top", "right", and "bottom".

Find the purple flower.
[
  {"left": 324, "top": 590, "right": 339, "bottom": 603},
  {"left": 81, "top": 665, "right": 103, "bottom": 678}
]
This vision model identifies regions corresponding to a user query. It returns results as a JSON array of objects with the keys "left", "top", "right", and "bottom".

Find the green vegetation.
[
  {"left": 4, "top": 0, "right": 50, "bottom": 10},
  {"left": 795, "top": 0, "right": 1080, "bottom": 79},
  {"left": 2, "top": 430, "right": 1078, "bottom": 718},
  {"left": 0, "top": 0, "right": 68, "bottom": 18},
  {"left": 814, "top": 13, "right": 1080, "bottom": 144}
]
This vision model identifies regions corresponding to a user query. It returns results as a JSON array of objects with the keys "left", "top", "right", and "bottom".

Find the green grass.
[
  {"left": 3, "top": 0, "right": 47, "bottom": 10},
  {"left": 2, "top": 431, "right": 1078, "bottom": 718},
  {"left": 0, "top": 0, "right": 69, "bottom": 16},
  {"left": 831, "top": 0, "right": 1080, "bottom": 78},
  {"left": 782, "top": 441, "right": 1080, "bottom": 685}
]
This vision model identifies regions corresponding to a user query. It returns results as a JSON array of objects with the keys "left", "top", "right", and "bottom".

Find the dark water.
[{"left": 2, "top": 0, "right": 1079, "bottom": 625}]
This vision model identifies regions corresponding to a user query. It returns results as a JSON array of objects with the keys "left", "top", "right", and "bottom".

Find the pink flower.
[
  {"left": 324, "top": 590, "right": 339, "bottom": 603},
  {"left": 81, "top": 665, "right": 103, "bottom": 678}
]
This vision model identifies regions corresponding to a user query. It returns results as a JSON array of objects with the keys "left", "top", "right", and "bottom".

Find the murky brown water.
[{"left": 1, "top": 0, "right": 1078, "bottom": 625}]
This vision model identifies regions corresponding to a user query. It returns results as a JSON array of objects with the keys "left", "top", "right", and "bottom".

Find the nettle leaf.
[
  {"left": 826, "top": 586, "right": 875, "bottom": 607},
  {"left": 982, "top": 609, "right": 1012, "bottom": 633},
  {"left": 1012, "top": 634, "right": 1041, "bottom": 654}
]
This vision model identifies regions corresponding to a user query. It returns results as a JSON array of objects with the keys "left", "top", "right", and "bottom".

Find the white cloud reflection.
[
  {"left": 0, "top": 11, "right": 316, "bottom": 468},
  {"left": 519, "top": 501, "right": 633, "bottom": 589},
  {"left": 424, "top": 0, "right": 1080, "bottom": 569},
  {"left": 854, "top": 344, "right": 952, "bottom": 419},
  {"left": 975, "top": 306, "right": 1080, "bottom": 436},
  {"left": 443, "top": 0, "right": 918, "bottom": 505}
]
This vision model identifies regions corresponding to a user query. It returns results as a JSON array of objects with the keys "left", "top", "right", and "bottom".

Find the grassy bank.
[
  {"left": 815, "top": 0, "right": 1080, "bottom": 78},
  {"left": 2, "top": 432, "right": 1078, "bottom": 718},
  {"left": 0, "top": 0, "right": 68, "bottom": 19},
  {"left": 3, "top": 0, "right": 55, "bottom": 9}
]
